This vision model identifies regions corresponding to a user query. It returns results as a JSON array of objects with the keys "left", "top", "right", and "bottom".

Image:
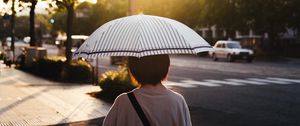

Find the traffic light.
[{"left": 50, "top": 18, "right": 55, "bottom": 24}]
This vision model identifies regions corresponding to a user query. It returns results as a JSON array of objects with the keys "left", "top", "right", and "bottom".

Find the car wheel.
[
  {"left": 212, "top": 53, "right": 218, "bottom": 61},
  {"left": 227, "top": 54, "right": 235, "bottom": 62}
]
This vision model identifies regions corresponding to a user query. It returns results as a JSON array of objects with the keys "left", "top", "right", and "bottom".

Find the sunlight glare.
[
  {"left": 37, "top": 1, "right": 49, "bottom": 8},
  {"left": 0, "top": 1, "right": 5, "bottom": 9},
  {"left": 78, "top": 0, "right": 97, "bottom": 4}
]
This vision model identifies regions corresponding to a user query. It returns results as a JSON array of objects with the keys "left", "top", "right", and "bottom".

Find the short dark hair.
[{"left": 128, "top": 55, "right": 170, "bottom": 85}]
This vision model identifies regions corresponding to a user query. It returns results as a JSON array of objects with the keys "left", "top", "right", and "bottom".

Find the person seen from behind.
[{"left": 103, "top": 54, "right": 192, "bottom": 126}]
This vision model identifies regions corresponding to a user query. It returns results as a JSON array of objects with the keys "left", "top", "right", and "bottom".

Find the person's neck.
[{"left": 141, "top": 83, "right": 165, "bottom": 89}]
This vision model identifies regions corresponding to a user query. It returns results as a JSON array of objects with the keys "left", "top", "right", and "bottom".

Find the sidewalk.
[{"left": 0, "top": 65, "right": 110, "bottom": 126}]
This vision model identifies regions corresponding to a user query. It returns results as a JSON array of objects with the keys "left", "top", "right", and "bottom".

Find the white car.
[
  {"left": 209, "top": 40, "right": 254, "bottom": 62},
  {"left": 23, "top": 36, "right": 30, "bottom": 43}
]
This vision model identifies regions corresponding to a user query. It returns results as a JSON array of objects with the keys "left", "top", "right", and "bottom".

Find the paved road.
[
  {"left": 2, "top": 44, "right": 300, "bottom": 126},
  {"left": 92, "top": 55, "right": 300, "bottom": 126},
  {"left": 166, "top": 55, "right": 300, "bottom": 126}
]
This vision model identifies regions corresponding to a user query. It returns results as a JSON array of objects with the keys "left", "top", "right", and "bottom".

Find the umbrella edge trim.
[{"left": 74, "top": 46, "right": 212, "bottom": 55}]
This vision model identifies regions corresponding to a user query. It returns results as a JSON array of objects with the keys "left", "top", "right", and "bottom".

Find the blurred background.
[
  {"left": 1, "top": 1, "right": 300, "bottom": 126},
  {"left": 0, "top": 0, "right": 299, "bottom": 59}
]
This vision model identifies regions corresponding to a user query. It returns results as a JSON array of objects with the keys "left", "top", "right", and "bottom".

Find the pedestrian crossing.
[{"left": 165, "top": 77, "right": 300, "bottom": 88}]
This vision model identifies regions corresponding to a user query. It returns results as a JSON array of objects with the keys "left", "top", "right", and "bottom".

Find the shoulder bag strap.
[{"left": 127, "top": 92, "right": 151, "bottom": 126}]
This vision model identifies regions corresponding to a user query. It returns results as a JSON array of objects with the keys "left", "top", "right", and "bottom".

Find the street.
[
  {"left": 42, "top": 48, "right": 298, "bottom": 125},
  {"left": 93, "top": 54, "right": 300, "bottom": 126},
  {"left": 166, "top": 56, "right": 300, "bottom": 126},
  {"left": 1, "top": 0, "right": 300, "bottom": 125},
  {"left": 1, "top": 44, "right": 300, "bottom": 125}
]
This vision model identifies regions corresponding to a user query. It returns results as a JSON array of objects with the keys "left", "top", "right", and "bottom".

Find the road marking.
[
  {"left": 225, "top": 79, "right": 268, "bottom": 85},
  {"left": 165, "top": 81, "right": 196, "bottom": 88},
  {"left": 204, "top": 79, "right": 244, "bottom": 86},
  {"left": 168, "top": 75, "right": 190, "bottom": 80},
  {"left": 165, "top": 77, "right": 300, "bottom": 88},
  {"left": 267, "top": 77, "right": 300, "bottom": 83},
  {"left": 182, "top": 80, "right": 221, "bottom": 87},
  {"left": 247, "top": 78, "right": 291, "bottom": 84}
]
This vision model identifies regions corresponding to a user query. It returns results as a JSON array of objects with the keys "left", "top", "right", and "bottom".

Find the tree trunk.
[
  {"left": 10, "top": 0, "right": 16, "bottom": 61},
  {"left": 29, "top": 0, "right": 37, "bottom": 46},
  {"left": 66, "top": 5, "right": 74, "bottom": 64}
]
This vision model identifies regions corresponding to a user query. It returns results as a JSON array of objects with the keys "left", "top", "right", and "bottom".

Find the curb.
[{"left": 50, "top": 117, "right": 105, "bottom": 126}]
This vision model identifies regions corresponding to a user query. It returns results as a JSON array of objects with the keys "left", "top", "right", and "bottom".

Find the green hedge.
[
  {"left": 62, "top": 60, "right": 93, "bottom": 83},
  {"left": 98, "top": 67, "right": 138, "bottom": 100},
  {"left": 19, "top": 56, "right": 92, "bottom": 83},
  {"left": 34, "top": 57, "right": 64, "bottom": 79}
]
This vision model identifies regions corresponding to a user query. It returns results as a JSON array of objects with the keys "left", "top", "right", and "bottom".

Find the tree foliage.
[
  {"left": 48, "top": 0, "right": 300, "bottom": 57},
  {"left": 198, "top": 0, "right": 300, "bottom": 40},
  {"left": 51, "top": 0, "right": 78, "bottom": 63},
  {"left": 51, "top": 0, "right": 128, "bottom": 35}
]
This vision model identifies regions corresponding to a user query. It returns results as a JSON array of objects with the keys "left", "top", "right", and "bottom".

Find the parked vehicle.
[
  {"left": 5, "top": 37, "right": 26, "bottom": 47},
  {"left": 55, "top": 35, "right": 88, "bottom": 52},
  {"left": 23, "top": 36, "right": 30, "bottom": 43},
  {"left": 209, "top": 40, "right": 254, "bottom": 62}
]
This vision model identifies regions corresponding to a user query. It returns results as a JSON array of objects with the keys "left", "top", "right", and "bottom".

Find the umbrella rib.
[
  {"left": 161, "top": 18, "right": 193, "bottom": 51},
  {"left": 148, "top": 17, "right": 167, "bottom": 55},
  {"left": 112, "top": 17, "right": 132, "bottom": 55},
  {"left": 165, "top": 20, "right": 186, "bottom": 49},
  {"left": 155, "top": 18, "right": 176, "bottom": 50},
  {"left": 136, "top": 16, "right": 143, "bottom": 57},
  {"left": 158, "top": 19, "right": 181, "bottom": 51},
  {"left": 140, "top": 18, "right": 155, "bottom": 56},
  {"left": 105, "top": 19, "right": 127, "bottom": 54}
]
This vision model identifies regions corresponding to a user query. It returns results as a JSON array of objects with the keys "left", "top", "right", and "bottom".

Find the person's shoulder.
[
  {"left": 115, "top": 92, "right": 129, "bottom": 102},
  {"left": 166, "top": 89, "right": 186, "bottom": 101},
  {"left": 114, "top": 90, "right": 138, "bottom": 103}
]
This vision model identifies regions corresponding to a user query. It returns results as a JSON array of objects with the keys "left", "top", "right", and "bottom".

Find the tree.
[
  {"left": 198, "top": 0, "right": 244, "bottom": 39},
  {"left": 142, "top": 0, "right": 203, "bottom": 29},
  {"left": 237, "top": 0, "right": 294, "bottom": 49},
  {"left": 286, "top": 0, "right": 300, "bottom": 40},
  {"left": 3, "top": 0, "right": 16, "bottom": 60},
  {"left": 54, "top": 0, "right": 77, "bottom": 64},
  {"left": 15, "top": 16, "right": 29, "bottom": 38},
  {"left": 51, "top": 0, "right": 128, "bottom": 37},
  {"left": 52, "top": 0, "right": 127, "bottom": 63},
  {"left": 19, "top": 0, "right": 38, "bottom": 46}
]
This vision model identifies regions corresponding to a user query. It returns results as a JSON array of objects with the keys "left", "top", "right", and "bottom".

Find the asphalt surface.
[
  {"left": 92, "top": 55, "right": 300, "bottom": 126},
  {"left": 167, "top": 55, "right": 300, "bottom": 126},
  {"left": 1, "top": 44, "right": 300, "bottom": 126}
]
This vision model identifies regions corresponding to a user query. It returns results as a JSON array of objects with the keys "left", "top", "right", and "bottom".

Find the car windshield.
[{"left": 227, "top": 43, "right": 241, "bottom": 49}]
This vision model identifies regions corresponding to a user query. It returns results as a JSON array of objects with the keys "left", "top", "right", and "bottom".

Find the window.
[
  {"left": 220, "top": 43, "right": 225, "bottom": 48},
  {"left": 226, "top": 43, "right": 241, "bottom": 49}
]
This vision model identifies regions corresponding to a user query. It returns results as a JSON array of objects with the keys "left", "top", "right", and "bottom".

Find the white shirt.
[{"left": 103, "top": 84, "right": 192, "bottom": 126}]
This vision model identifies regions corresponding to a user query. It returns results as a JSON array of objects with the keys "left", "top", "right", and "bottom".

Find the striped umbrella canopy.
[{"left": 73, "top": 14, "right": 211, "bottom": 59}]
